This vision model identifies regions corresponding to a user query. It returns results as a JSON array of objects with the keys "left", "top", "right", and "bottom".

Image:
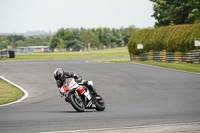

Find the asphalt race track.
[{"left": 0, "top": 58, "right": 200, "bottom": 133}]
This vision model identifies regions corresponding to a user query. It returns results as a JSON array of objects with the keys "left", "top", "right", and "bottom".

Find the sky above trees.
[{"left": 0, "top": 0, "right": 155, "bottom": 33}]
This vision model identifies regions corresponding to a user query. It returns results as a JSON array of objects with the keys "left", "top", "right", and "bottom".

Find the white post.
[{"left": 88, "top": 43, "right": 90, "bottom": 51}]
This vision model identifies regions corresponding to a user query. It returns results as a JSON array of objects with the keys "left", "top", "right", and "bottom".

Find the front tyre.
[
  {"left": 95, "top": 95, "right": 105, "bottom": 111},
  {"left": 69, "top": 92, "right": 85, "bottom": 112}
]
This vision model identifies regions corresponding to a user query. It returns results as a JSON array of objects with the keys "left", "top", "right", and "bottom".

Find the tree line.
[
  {"left": 150, "top": 0, "right": 200, "bottom": 27},
  {"left": 50, "top": 26, "right": 139, "bottom": 51},
  {"left": 0, "top": 35, "right": 51, "bottom": 50},
  {"left": 0, "top": 26, "right": 138, "bottom": 51}
]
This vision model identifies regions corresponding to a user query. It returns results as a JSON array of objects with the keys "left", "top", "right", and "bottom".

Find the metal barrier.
[
  {"left": 153, "top": 51, "right": 160, "bottom": 62},
  {"left": 141, "top": 52, "right": 148, "bottom": 61},
  {"left": 166, "top": 52, "right": 174, "bottom": 62},
  {"left": 182, "top": 52, "right": 189, "bottom": 63},
  {"left": 131, "top": 50, "right": 199, "bottom": 63}
]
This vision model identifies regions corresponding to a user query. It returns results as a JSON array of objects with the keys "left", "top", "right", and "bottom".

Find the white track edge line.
[
  {"left": 0, "top": 76, "right": 29, "bottom": 107},
  {"left": 87, "top": 60, "right": 200, "bottom": 75},
  {"left": 37, "top": 122, "right": 200, "bottom": 133}
]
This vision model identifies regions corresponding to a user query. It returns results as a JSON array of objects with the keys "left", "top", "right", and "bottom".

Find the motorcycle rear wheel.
[
  {"left": 69, "top": 92, "right": 85, "bottom": 112},
  {"left": 95, "top": 95, "right": 105, "bottom": 111}
]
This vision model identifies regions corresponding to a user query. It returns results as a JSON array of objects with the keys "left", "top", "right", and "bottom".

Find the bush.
[{"left": 128, "top": 24, "right": 200, "bottom": 55}]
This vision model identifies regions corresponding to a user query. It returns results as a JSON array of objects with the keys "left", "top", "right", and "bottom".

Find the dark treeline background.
[
  {"left": 1, "top": 0, "right": 199, "bottom": 51},
  {"left": 150, "top": 0, "right": 200, "bottom": 27},
  {"left": 0, "top": 26, "right": 139, "bottom": 51},
  {"left": 50, "top": 26, "right": 139, "bottom": 51}
]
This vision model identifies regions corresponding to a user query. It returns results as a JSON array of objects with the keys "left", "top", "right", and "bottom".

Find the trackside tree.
[
  {"left": 128, "top": 24, "right": 200, "bottom": 57},
  {"left": 150, "top": 0, "right": 200, "bottom": 27},
  {"left": 50, "top": 26, "right": 139, "bottom": 51}
]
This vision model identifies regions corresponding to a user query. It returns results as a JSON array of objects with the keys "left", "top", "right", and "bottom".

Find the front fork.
[
  {"left": 76, "top": 87, "right": 94, "bottom": 108},
  {"left": 74, "top": 90, "right": 82, "bottom": 102}
]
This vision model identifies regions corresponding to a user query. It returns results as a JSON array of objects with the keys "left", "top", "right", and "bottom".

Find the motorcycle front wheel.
[{"left": 69, "top": 92, "right": 85, "bottom": 112}]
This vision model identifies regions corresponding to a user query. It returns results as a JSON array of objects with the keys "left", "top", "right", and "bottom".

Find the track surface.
[{"left": 0, "top": 58, "right": 200, "bottom": 133}]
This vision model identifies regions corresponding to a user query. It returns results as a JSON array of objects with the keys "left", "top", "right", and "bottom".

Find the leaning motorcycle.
[{"left": 59, "top": 78, "right": 105, "bottom": 112}]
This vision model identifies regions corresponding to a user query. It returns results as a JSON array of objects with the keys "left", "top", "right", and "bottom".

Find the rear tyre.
[
  {"left": 69, "top": 92, "right": 85, "bottom": 112},
  {"left": 95, "top": 95, "right": 105, "bottom": 111}
]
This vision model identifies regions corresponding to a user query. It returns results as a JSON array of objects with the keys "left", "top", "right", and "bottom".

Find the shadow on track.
[{"left": 44, "top": 110, "right": 98, "bottom": 113}]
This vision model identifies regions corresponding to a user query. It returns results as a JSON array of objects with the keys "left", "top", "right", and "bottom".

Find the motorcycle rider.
[{"left": 53, "top": 68, "right": 98, "bottom": 100}]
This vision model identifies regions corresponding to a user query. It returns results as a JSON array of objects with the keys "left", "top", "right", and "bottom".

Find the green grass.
[
  {"left": 135, "top": 61, "right": 200, "bottom": 73},
  {"left": 0, "top": 47, "right": 129, "bottom": 61},
  {"left": 91, "top": 58, "right": 200, "bottom": 73},
  {"left": 0, "top": 79, "right": 23, "bottom": 105},
  {"left": 91, "top": 58, "right": 131, "bottom": 63}
]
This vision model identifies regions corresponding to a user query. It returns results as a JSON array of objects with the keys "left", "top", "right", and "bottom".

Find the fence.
[
  {"left": 132, "top": 50, "right": 200, "bottom": 63},
  {"left": 0, "top": 50, "right": 15, "bottom": 58}
]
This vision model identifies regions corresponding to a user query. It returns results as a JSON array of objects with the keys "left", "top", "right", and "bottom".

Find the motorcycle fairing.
[
  {"left": 77, "top": 86, "right": 85, "bottom": 94},
  {"left": 60, "top": 78, "right": 79, "bottom": 94}
]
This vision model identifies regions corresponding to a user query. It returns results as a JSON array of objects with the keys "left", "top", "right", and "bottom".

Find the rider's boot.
[
  {"left": 89, "top": 85, "right": 99, "bottom": 96},
  {"left": 83, "top": 80, "right": 99, "bottom": 96},
  {"left": 87, "top": 82, "right": 99, "bottom": 96}
]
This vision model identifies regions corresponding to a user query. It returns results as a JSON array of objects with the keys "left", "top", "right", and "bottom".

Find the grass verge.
[
  {"left": 0, "top": 47, "right": 129, "bottom": 61},
  {"left": 91, "top": 58, "right": 200, "bottom": 73},
  {"left": 0, "top": 79, "right": 23, "bottom": 105}
]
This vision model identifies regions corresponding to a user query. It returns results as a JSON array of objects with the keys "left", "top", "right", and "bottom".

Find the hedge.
[{"left": 128, "top": 24, "right": 200, "bottom": 55}]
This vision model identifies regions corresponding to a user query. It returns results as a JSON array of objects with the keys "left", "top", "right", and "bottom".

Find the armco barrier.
[
  {"left": 131, "top": 50, "right": 199, "bottom": 63},
  {"left": 153, "top": 51, "right": 160, "bottom": 62},
  {"left": 166, "top": 52, "right": 174, "bottom": 62},
  {"left": 141, "top": 52, "right": 148, "bottom": 61}
]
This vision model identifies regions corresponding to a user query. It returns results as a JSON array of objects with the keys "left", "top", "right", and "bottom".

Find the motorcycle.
[{"left": 59, "top": 78, "right": 105, "bottom": 112}]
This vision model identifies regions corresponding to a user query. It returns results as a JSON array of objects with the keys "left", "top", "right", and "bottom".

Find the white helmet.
[{"left": 53, "top": 68, "right": 64, "bottom": 81}]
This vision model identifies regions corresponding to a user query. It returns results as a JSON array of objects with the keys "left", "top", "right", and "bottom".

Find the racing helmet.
[{"left": 54, "top": 68, "right": 64, "bottom": 81}]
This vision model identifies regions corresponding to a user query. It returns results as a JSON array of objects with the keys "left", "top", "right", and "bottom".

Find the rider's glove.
[{"left": 56, "top": 80, "right": 62, "bottom": 87}]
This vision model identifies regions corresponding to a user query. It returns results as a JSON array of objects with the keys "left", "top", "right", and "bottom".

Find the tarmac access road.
[{"left": 0, "top": 58, "right": 200, "bottom": 133}]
